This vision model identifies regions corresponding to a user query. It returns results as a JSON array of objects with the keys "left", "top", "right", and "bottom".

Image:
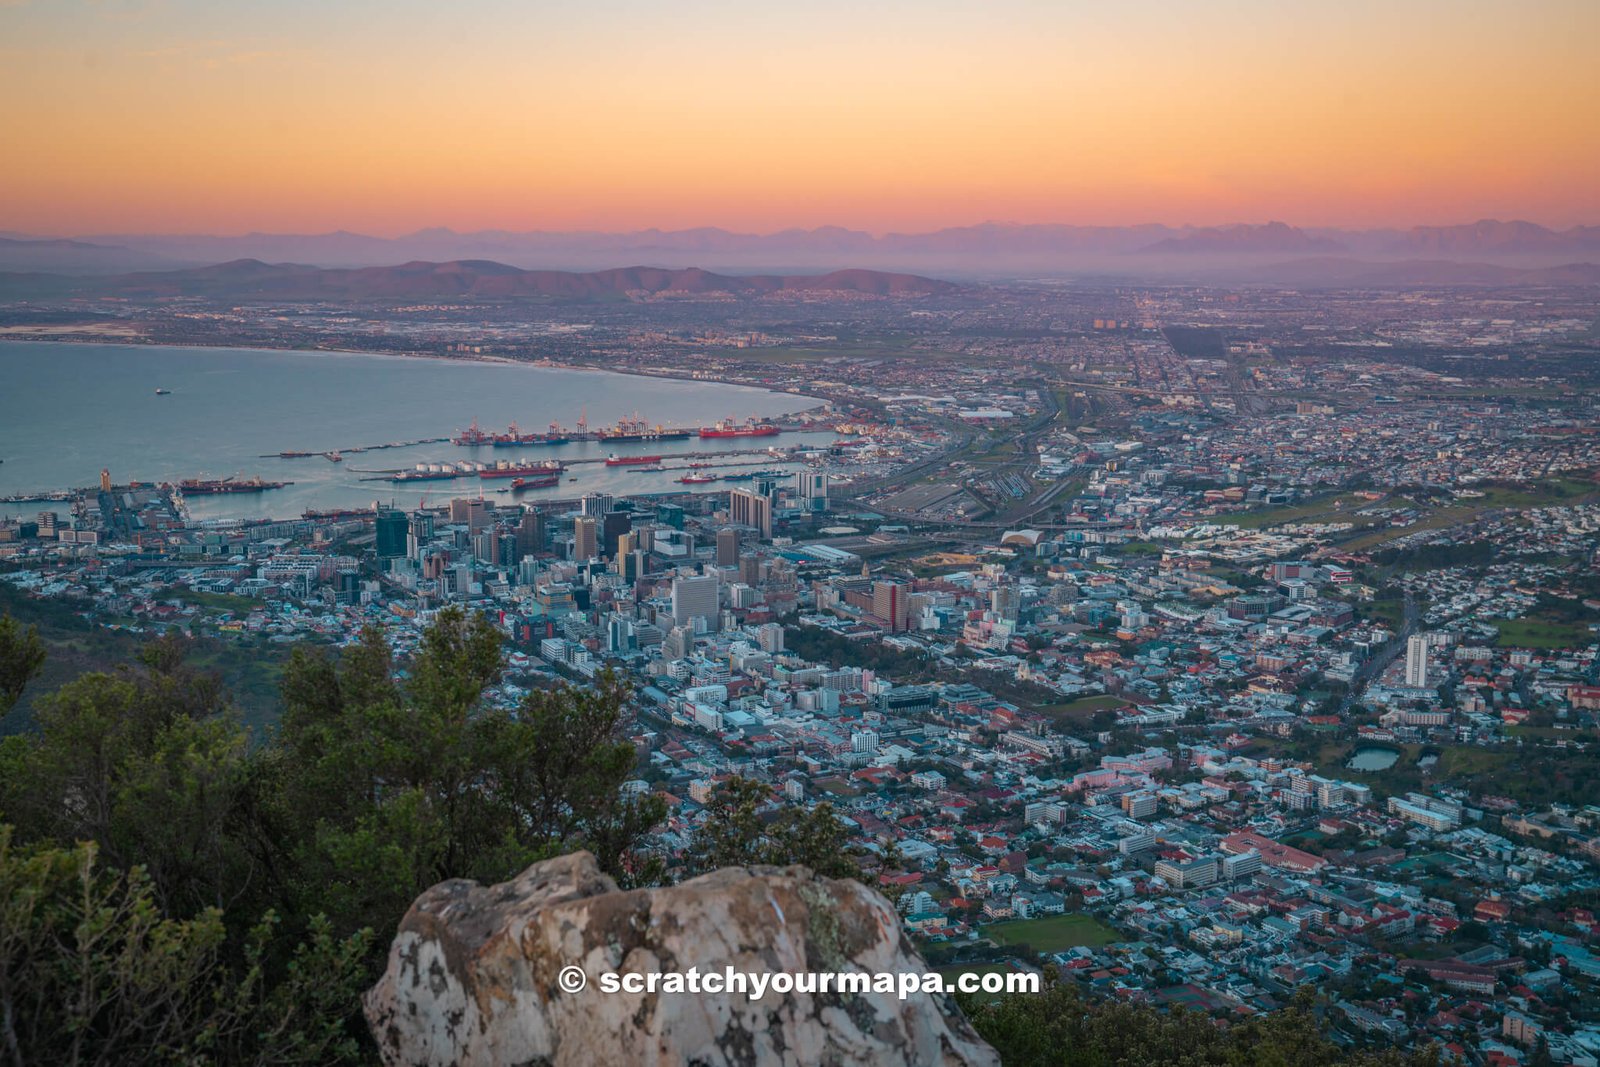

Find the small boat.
[{"left": 155, "top": 388, "right": 172, "bottom": 395}]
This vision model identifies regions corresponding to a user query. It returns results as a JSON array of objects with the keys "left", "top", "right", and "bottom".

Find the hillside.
[{"left": 0, "top": 259, "right": 960, "bottom": 301}]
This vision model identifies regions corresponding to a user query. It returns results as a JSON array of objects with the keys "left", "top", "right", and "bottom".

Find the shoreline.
[
  {"left": 0, "top": 334, "right": 830, "bottom": 412},
  {"left": 0, "top": 336, "right": 834, "bottom": 519}
]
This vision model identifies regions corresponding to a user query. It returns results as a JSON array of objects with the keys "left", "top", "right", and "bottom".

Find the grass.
[
  {"left": 985, "top": 914, "right": 1121, "bottom": 952},
  {"left": 173, "top": 589, "right": 261, "bottom": 615},
  {"left": 1212, "top": 492, "right": 1369, "bottom": 530},
  {"left": 1038, "top": 694, "right": 1128, "bottom": 724},
  {"left": 1493, "top": 617, "right": 1597, "bottom": 650}
]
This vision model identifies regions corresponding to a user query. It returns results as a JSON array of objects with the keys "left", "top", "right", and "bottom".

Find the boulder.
[{"left": 364, "top": 851, "right": 999, "bottom": 1066}]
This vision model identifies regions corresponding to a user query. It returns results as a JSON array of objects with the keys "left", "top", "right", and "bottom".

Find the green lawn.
[
  {"left": 985, "top": 914, "right": 1120, "bottom": 952},
  {"left": 1213, "top": 492, "right": 1369, "bottom": 530},
  {"left": 1494, "top": 618, "right": 1597, "bottom": 650},
  {"left": 1039, "top": 694, "right": 1128, "bottom": 724}
]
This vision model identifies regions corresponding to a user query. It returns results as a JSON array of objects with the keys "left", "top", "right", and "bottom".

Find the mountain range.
[
  {"left": 0, "top": 259, "right": 958, "bottom": 301},
  {"left": 4, "top": 219, "right": 1599, "bottom": 279}
]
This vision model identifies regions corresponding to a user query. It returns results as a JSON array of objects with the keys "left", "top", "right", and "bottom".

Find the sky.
[{"left": 1, "top": 0, "right": 1597, "bottom": 236}]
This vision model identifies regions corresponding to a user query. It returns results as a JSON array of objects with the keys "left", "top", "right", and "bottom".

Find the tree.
[
  {"left": 683, "top": 777, "right": 862, "bottom": 881},
  {"left": 962, "top": 978, "right": 1442, "bottom": 1067},
  {"left": 0, "top": 826, "right": 371, "bottom": 1067},
  {"left": 0, "top": 642, "right": 257, "bottom": 917},
  {"left": 0, "top": 612, "right": 45, "bottom": 716},
  {"left": 269, "top": 610, "right": 665, "bottom": 935}
]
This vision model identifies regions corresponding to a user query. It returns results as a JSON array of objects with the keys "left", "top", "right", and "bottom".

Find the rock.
[{"left": 364, "top": 851, "right": 1000, "bottom": 1067}]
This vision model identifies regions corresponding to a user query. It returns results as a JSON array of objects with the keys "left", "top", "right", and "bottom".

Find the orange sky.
[{"left": 2, "top": 0, "right": 1596, "bottom": 235}]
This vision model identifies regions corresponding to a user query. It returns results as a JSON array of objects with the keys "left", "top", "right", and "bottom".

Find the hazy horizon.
[{"left": 3, "top": 0, "right": 1596, "bottom": 236}]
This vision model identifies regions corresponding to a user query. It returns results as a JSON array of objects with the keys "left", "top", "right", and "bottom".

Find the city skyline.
[{"left": 2, "top": 0, "right": 1596, "bottom": 236}]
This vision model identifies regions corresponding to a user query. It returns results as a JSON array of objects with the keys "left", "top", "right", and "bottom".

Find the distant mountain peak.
[{"left": 1140, "top": 222, "right": 1346, "bottom": 255}]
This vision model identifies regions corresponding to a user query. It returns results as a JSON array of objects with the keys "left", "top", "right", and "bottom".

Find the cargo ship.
[
  {"left": 491, "top": 422, "right": 569, "bottom": 447},
  {"left": 391, "top": 465, "right": 467, "bottom": 483},
  {"left": 605, "top": 454, "right": 662, "bottom": 466},
  {"left": 451, "top": 419, "right": 494, "bottom": 446},
  {"left": 510, "top": 473, "right": 562, "bottom": 490},
  {"left": 177, "top": 476, "right": 290, "bottom": 494},
  {"left": 676, "top": 473, "right": 717, "bottom": 485},
  {"left": 478, "top": 460, "right": 565, "bottom": 480},
  {"left": 699, "top": 419, "right": 780, "bottom": 439},
  {"left": 596, "top": 414, "right": 693, "bottom": 442}
]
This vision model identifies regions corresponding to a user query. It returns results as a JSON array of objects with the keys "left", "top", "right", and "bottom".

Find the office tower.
[
  {"left": 872, "top": 579, "right": 909, "bottom": 632},
  {"left": 671, "top": 573, "right": 719, "bottom": 628},
  {"left": 574, "top": 516, "right": 598, "bottom": 560},
  {"left": 473, "top": 529, "right": 500, "bottom": 564},
  {"left": 662, "top": 625, "right": 692, "bottom": 661},
  {"left": 656, "top": 503, "right": 685, "bottom": 530},
  {"left": 795, "top": 470, "right": 829, "bottom": 511},
  {"left": 581, "top": 493, "right": 614, "bottom": 519},
  {"left": 602, "top": 509, "right": 632, "bottom": 559},
  {"left": 617, "top": 530, "right": 637, "bottom": 560},
  {"left": 407, "top": 511, "right": 435, "bottom": 560},
  {"left": 1405, "top": 634, "right": 1430, "bottom": 688},
  {"left": 728, "top": 488, "right": 773, "bottom": 539},
  {"left": 100, "top": 468, "right": 112, "bottom": 492},
  {"left": 621, "top": 548, "right": 646, "bottom": 582},
  {"left": 498, "top": 532, "right": 519, "bottom": 567},
  {"left": 756, "top": 622, "right": 785, "bottom": 653},
  {"left": 716, "top": 528, "right": 740, "bottom": 567},
  {"left": 991, "top": 585, "right": 1021, "bottom": 622},
  {"left": 450, "top": 497, "right": 490, "bottom": 533},
  {"left": 374, "top": 508, "right": 408, "bottom": 559},
  {"left": 516, "top": 507, "right": 545, "bottom": 555}
]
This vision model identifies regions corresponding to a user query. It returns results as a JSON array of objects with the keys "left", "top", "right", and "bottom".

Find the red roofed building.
[{"left": 1221, "top": 831, "right": 1328, "bottom": 874}]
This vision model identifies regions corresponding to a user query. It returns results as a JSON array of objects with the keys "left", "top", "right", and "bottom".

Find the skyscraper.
[
  {"left": 581, "top": 493, "right": 614, "bottom": 519},
  {"left": 450, "top": 497, "right": 490, "bottom": 533},
  {"left": 716, "top": 527, "right": 740, "bottom": 567},
  {"left": 573, "top": 516, "right": 598, "bottom": 561},
  {"left": 729, "top": 488, "right": 773, "bottom": 539},
  {"left": 872, "top": 579, "right": 909, "bottom": 632},
  {"left": 1404, "top": 634, "right": 1430, "bottom": 688},
  {"left": 602, "top": 509, "right": 632, "bottom": 559},
  {"left": 374, "top": 508, "right": 408, "bottom": 559},
  {"left": 516, "top": 507, "right": 545, "bottom": 556},
  {"left": 795, "top": 470, "right": 829, "bottom": 511},
  {"left": 671, "top": 573, "right": 719, "bottom": 628}
]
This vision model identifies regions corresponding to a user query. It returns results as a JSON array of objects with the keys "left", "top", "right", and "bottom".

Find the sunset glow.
[{"left": 2, "top": 0, "right": 1596, "bottom": 235}]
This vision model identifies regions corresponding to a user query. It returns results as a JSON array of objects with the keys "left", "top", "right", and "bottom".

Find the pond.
[{"left": 1347, "top": 747, "right": 1401, "bottom": 772}]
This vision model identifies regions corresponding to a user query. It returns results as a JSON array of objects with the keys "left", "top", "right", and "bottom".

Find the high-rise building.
[
  {"left": 581, "top": 493, "right": 614, "bottom": 519},
  {"left": 100, "top": 468, "right": 112, "bottom": 493},
  {"left": 516, "top": 507, "right": 545, "bottom": 555},
  {"left": 602, "top": 510, "right": 632, "bottom": 559},
  {"left": 872, "top": 579, "right": 909, "bottom": 632},
  {"left": 407, "top": 511, "right": 435, "bottom": 560},
  {"left": 671, "top": 573, "right": 719, "bottom": 628},
  {"left": 374, "top": 508, "right": 408, "bottom": 559},
  {"left": 716, "top": 528, "right": 740, "bottom": 567},
  {"left": 450, "top": 497, "right": 490, "bottom": 532},
  {"left": 573, "top": 516, "right": 598, "bottom": 561},
  {"left": 795, "top": 470, "right": 829, "bottom": 511},
  {"left": 756, "top": 622, "right": 785, "bottom": 653},
  {"left": 1405, "top": 634, "right": 1430, "bottom": 688},
  {"left": 728, "top": 488, "right": 773, "bottom": 539}
]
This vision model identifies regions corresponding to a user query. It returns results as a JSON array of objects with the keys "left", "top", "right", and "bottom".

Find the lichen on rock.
[{"left": 363, "top": 851, "right": 999, "bottom": 1067}]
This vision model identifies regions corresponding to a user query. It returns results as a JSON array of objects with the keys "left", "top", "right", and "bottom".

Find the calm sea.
[{"left": 0, "top": 342, "right": 827, "bottom": 520}]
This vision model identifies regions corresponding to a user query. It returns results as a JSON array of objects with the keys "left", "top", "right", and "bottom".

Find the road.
[{"left": 1338, "top": 592, "right": 1420, "bottom": 715}]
